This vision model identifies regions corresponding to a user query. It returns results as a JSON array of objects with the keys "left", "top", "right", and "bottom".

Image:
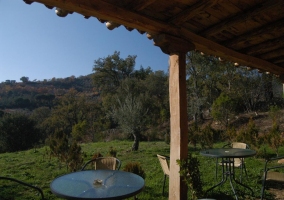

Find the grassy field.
[{"left": 0, "top": 140, "right": 283, "bottom": 200}]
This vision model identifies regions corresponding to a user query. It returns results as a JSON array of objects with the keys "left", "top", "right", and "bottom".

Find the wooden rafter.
[
  {"left": 241, "top": 36, "right": 284, "bottom": 56},
  {"left": 223, "top": 18, "right": 284, "bottom": 49},
  {"left": 131, "top": 0, "right": 157, "bottom": 11},
  {"left": 201, "top": 0, "right": 284, "bottom": 37},
  {"left": 259, "top": 48, "right": 284, "bottom": 60},
  {"left": 168, "top": 0, "right": 218, "bottom": 25}
]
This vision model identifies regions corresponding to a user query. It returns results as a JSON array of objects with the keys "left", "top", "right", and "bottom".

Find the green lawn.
[{"left": 0, "top": 141, "right": 283, "bottom": 199}]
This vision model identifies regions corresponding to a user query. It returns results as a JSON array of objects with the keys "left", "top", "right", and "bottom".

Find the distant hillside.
[{"left": 0, "top": 74, "right": 96, "bottom": 110}]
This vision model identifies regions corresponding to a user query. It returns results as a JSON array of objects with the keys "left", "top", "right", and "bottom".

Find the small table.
[
  {"left": 200, "top": 148, "right": 256, "bottom": 200},
  {"left": 50, "top": 170, "right": 145, "bottom": 199}
]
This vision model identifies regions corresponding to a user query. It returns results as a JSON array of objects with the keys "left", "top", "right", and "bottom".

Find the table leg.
[
  {"left": 206, "top": 158, "right": 254, "bottom": 200},
  {"left": 205, "top": 158, "right": 228, "bottom": 197}
]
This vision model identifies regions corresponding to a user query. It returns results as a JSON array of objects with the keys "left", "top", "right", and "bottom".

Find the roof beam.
[
  {"left": 181, "top": 27, "right": 284, "bottom": 75},
  {"left": 168, "top": 0, "right": 218, "bottom": 26},
  {"left": 131, "top": 0, "right": 157, "bottom": 11},
  {"left": 223, "top": 19, "right": 284, "bottom": 49},
  {"left": 240, "top": 36, "right": 284, "bottom": 56},
  {"left": 259, "top": 48, "right": 284, "bottom": 60},
  {"left": 201, "top": 0, "right": 284, "bottom": 37}
]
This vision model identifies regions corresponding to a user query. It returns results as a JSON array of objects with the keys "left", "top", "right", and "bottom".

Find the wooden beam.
[
  {"left": 169, "top": 0, "right": 218, "bottom": 26},
  {"left": 180, "top": 27, "right": 284, "bottom": 75},
  {"left": 241, "top": 36, "right": 284, "bottom": 56},
  {"left": 131, "top": 0, "right": 157, "bottom": 11},
  {"left": 201, "top": 0, "right": 284, "bottom": 37},
  {"left": 223, "top": 19, "right": 284, "bottom": 49},
  {"left": 169, "top": 52, "right": 188, "bottom": 200},
  {"left": 152, "top": 34, "right": 195, "bottom": 55},
  {"left": 259, "top": 48, "right": 284, "bottom": 60}
]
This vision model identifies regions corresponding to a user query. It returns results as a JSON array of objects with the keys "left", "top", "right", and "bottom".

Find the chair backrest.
[
  {"left": 231, "top": 142, "right": 248, "bottom": 165},
  {"left": 157, "top": 154, "right": 170, "bottom": 176},
  {"left": 232, "top": 142, "right": 248, "bottom": 149},
  {"left": 81, "top": 157, "right": 121, "bottom": 170}
]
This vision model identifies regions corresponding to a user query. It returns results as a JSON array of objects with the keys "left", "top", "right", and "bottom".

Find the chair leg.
[
  {"left": 162, "top": 174, "right": 167, "bottom": 195},
  {"left": 215, "top": 158, "right": 218, "bottom": 181},
  {"left": 261, "top": 179, "right": 266, "bottom": 200}
]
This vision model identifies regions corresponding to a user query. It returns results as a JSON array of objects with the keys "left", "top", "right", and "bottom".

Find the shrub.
[
  {"left": 123, "top": 162, "right": 146, "bottom": 179},
  {"left": 92, "top": 152, "right": 103, "bottom": 159},
  {"left": 177, "top": 153, "right": 203, "bottom": 200},
  {"left": 108, "top": 147, "right": 117, "bottom": 157}
]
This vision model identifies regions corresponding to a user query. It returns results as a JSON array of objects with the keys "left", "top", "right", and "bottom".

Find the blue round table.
[{"left": 50, "top": 170, "right": 145, "bottom": 199}]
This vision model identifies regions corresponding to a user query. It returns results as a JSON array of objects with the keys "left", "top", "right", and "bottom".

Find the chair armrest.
[
  {"left": 222, "top": 143, "right": 231, "bottom": 148},
  {"left": 263, "top": 156, "right": 284, "bottom": 172}
]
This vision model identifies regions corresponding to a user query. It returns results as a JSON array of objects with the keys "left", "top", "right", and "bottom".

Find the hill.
[{"left": 0, "top": 74, "right": 95, "bottom": 110}]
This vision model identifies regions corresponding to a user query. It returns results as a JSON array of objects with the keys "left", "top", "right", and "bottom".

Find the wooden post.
[
  {"left": 150, "top": 34, "right": 194, "bottom": 199},
  {"left": 168, "top": 52, "right": 188, "bottom": 200}
]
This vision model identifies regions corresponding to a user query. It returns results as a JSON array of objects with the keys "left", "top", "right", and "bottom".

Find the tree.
[
  {"left": 92, "top": 51, "right": 136, "bottom": 95},
  {"left": 20, "top": 76, "right": 29, "bottom": 83},
  {"left": 110, "top": 93, "right": 148, "bottom": 151},
  {"left": 47, "top": 88, "right": 91, "bottom": 136}
]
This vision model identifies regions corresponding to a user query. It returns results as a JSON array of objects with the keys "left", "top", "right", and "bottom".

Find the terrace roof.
[{"left": 24, "top": 0, "right": 284, "bottom": 80}]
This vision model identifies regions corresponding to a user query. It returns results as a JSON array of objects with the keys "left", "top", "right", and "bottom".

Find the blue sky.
[{"left": 0, "top": 0, "right": 169, "bottom": 82}]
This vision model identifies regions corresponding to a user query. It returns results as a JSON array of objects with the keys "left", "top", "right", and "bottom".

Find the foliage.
[
  {"left": 236, "top": 117, "right": 259, "bottom": 149},
  {"left": 72, "top": 120, "right": 88, "bottom": 141},
  {"left": 177, "top": 152, "right": 203, "bottom": 200},
  {"left": 48, "top": 130, "right": 84, "bottom": 171},
  {"left": 123, "top": 162, "right": 146, "bottom": 179},
  {"left": 0, "top": 113, "right": 41, "bottom": 153},
  {"left": 92, "top": 152, "right": 103, "bottom": 159},
  {"left": 92, "top": 51, "right": 136, "bottom": 95},
  {"left": 266, "top": 122, "right": 284, "bottom": 156},
  {"left": 67, "top": 142, "right": 85, "bottom": 172},
  {"left": 108, "top": 147, "right": 117, "bottom": 157},
  {"left": 269, "top": 105, "right": 281, "bottom": 123},
  {"left": 20, "top": 76, "right": 29, "bottom": 83},
  {"left": 211, "top": 93, "right": 236, "bottom": 128},
  {"left": 223, "top": 126, "right": 237, "bottom": 143},
  {"left": 110, "top": 93, "right": 148, "bottom": 151},
  {"left": 188, "top": 124, "right": 214, "bottom": 149}
]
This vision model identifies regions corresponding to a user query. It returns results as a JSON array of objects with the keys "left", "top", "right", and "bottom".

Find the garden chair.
[
  {"left": 216, "top": 142, "right": 249, "bottom": 182},
  {"left": 81, "top": 157, "right": 121, "bottom": 170},
  {"left": 0, "top": 176, "right": 44, "bottom": 199},
  {"left": 157, "top": 154, "right": 170, "bottom": 195},
  {"left": 261, "top": 156, "right": 284, "bottom": 200}
]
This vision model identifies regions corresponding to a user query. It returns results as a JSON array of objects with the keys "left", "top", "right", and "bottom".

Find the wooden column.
[
  {"left": 151, "top": 34, "right": 194, "bottom": 200},
  {"left": 168, "top": 52, "right": 188, "bottom": 200}
]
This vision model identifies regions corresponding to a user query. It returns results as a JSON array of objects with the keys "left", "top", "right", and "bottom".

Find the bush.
[
  {"left": 123, "top": 162, "right": 146, "bottom": 179},
  {"left": 177, "top": 153, "right": 203, "bottom": 200},
  {"left": 108, "top": 147, "right": 117, "bottom": 157},
  {"left": 92, "top": 152, "right": 103, "bottom": 159}
]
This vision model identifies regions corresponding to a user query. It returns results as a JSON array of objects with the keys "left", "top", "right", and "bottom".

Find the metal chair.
[
  {"left": 216, "top": 142, "right": 249, "bottom": 182},
  {"left": 157, "top": 154, "right": 170, "bottom": 195},
  {"left": 0, "top": 176, "right": 44, "bottom": 199},
  {"left": 81, "top": 157, "right": 121, "bottom": 170},
  {"left": 261, "top": 156, "right": 284, "bottom": 200}
]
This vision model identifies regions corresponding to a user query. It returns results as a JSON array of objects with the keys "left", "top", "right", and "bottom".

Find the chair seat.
[{"left": 265, "top": 171, "right": 284, "bottom": 182}]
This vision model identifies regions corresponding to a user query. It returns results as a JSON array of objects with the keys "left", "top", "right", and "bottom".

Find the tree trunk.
[{"left": 131, "top": 133, "right": 139, "bottom": 151}]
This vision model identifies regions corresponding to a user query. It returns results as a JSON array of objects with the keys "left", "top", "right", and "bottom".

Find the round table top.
[
  {"left": 50, "top": 170, "right": 145, "bottom": 200},
  {"left": 200, "top": 148, "right": 256, "bottom": 158}
]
